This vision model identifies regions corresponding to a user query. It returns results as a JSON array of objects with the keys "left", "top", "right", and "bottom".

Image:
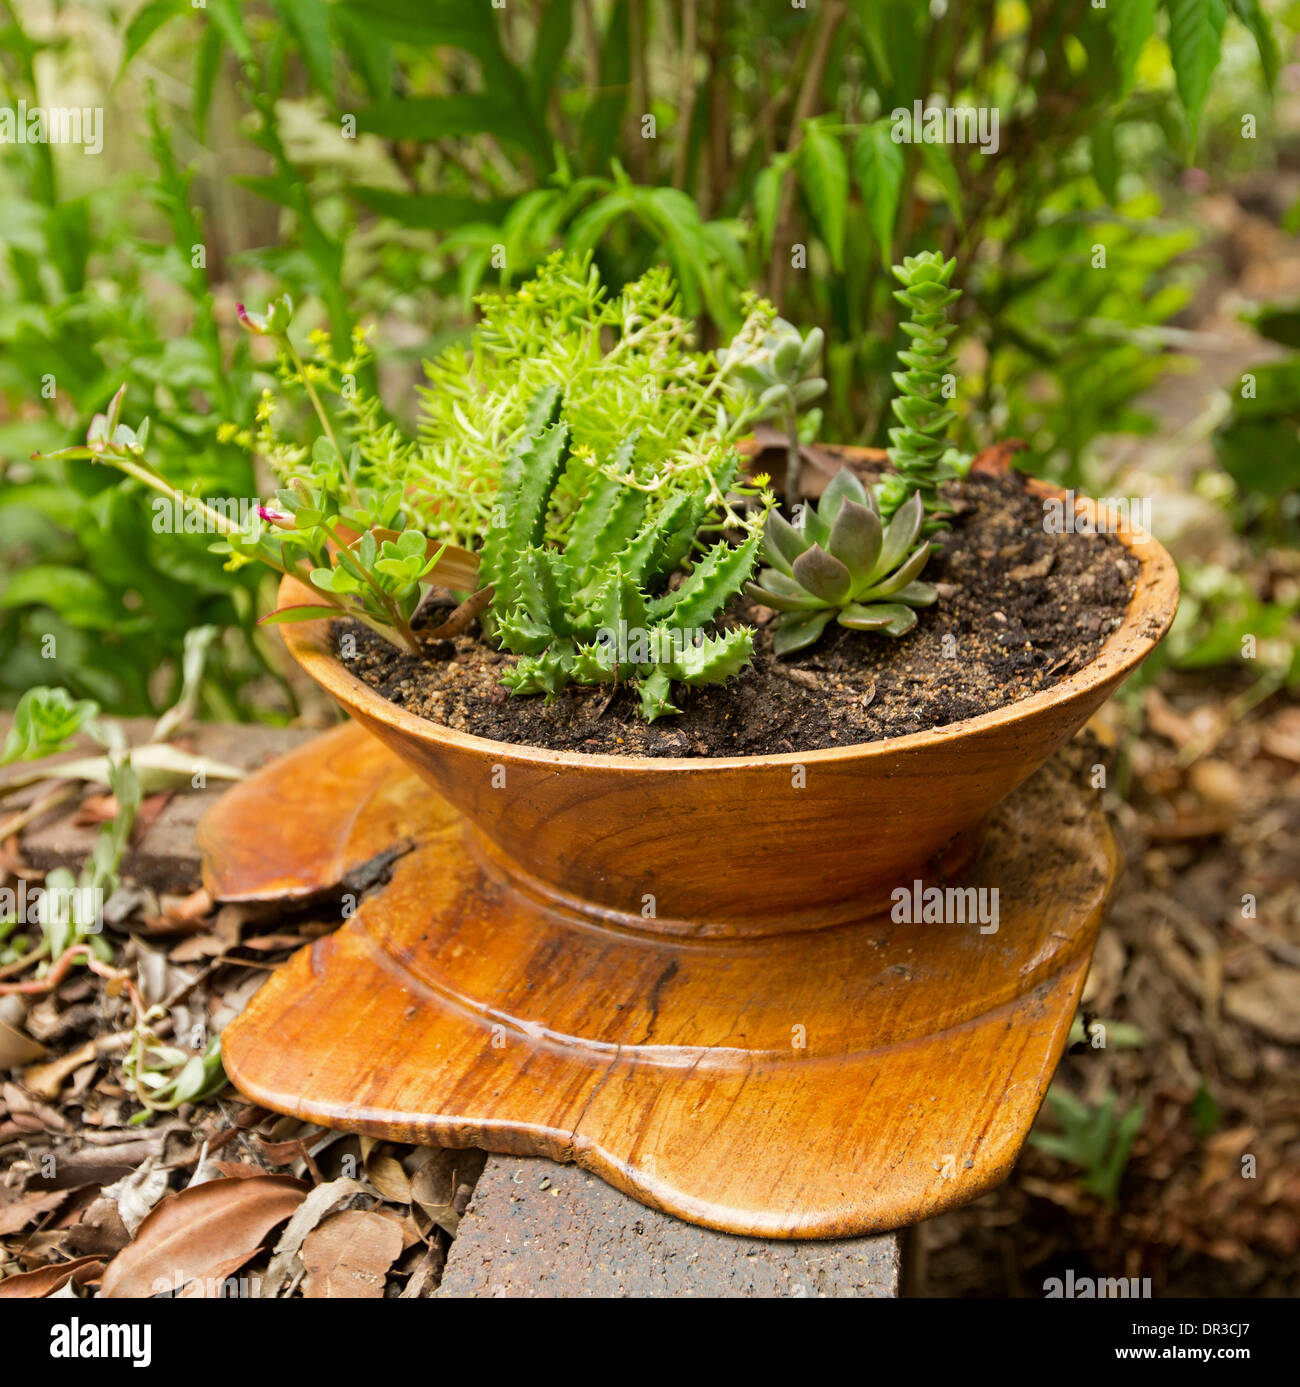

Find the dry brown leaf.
[
  {"left": 23, "top": 1040, "right": 96, "bottom": 1100},
  {"left": 300, "top": 1209, "right": 403, "bottom": 1298},
  {"left": 101, "top": 1159, "right": 169, "bottom": 1234},
  {"left": 0, "top": 1021, "right": 47, "bottom": 1069},
  {"left": 100, "top": 1174, "right": 307, "bottom": 1298},
  {"left": 398, "top": 1242, "right": 446, "bottom": 1299},
  {"left": 0, "top": 1187, "right": 68, "bottom": 1236},
  {"left": 212, "top": 1162, "right": 269, "bottom": 1179},
  {"left": 0, "top": 1255, "right": 103, "bottom": 1299},
  {"left": 365, "top": 1148, "right": 411, "bottom": 1203},
  {"left": 240, "top": 933, "right": 313, "bottom": 952},
  {"left": 259, "top": 1176, "right": 369, "bottom": 1297},
  {"left": 409, "top": 1148, "right": 480, "bottom": 1235},
  {"left": 176, "top": 1250, "right": 263, "bottom": 1298},
  {"left": 168, "top": 908, "right": 242, "bottom": 962}
]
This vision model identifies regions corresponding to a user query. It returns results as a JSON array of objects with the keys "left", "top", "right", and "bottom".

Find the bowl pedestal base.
[{"left": 202, "top": 722, "right": 1118, "bottom": 1240}]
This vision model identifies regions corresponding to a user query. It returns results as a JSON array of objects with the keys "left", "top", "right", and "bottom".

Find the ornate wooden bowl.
[{"left": 204, "top": 480, "right": 1178, "bottom": 1237}]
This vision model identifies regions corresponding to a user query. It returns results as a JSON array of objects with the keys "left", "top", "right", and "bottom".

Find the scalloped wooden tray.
[{"left": 201, "top": 722, "right": 1117, "bottom": 1239}]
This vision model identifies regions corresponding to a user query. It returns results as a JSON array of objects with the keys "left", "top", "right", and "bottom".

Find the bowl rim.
[{"left": 277, "top": 476, "right": 1180, "bottom": 774}]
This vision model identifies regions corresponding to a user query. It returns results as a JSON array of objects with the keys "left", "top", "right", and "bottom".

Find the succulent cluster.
[
  {"left": 747, "top": 469, "right": 936, "bottom": 656},
  {"left": 42, "top": 253, "right": 973, "bottom": 701},
  {"left": 717, "top": 315, "right": 826, "bottom": 504},
  {"left": 881, "top": 252, "right": 967, "bottom": 524},
  {"left": 480, "top": 387, "right": 763, "bottom": 721}
]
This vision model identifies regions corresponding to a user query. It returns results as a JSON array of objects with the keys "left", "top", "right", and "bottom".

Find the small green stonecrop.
[
  {"left": 481, "top": 386, "right": 768, "bottom": 721},
  {"left": 747, "top": 471, "right": 936, "bottom": 656}
]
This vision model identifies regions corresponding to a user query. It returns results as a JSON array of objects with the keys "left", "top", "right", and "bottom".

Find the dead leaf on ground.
[
  {"left": 259, "top": 1176, "right": 369, "bottom": 1298},
  {"left": 100, "top": 1158, "right": 170, "bottom": 1235},
  {"left": 100, "top": 1174, "right": 308, "bottom": 1298},
  {"left": 398, "top": 1241, "right": 446, "bottom": 1298},
  {"left": 364, "top": 1147, "right": 411, "bottom": 1203},
  {"left": 0, "top": 1254, "right": 104, "bottom": 1299},
  {"left": 23, "top": 1040, "right": 97, "bottom": 1100},
  {"left": 300, "top": 1209, "right": 403, "bottom": 1298},
  {"left": 168, "top": 908, "right": 242, "bottom": 962},
  {"left": 64, "top": 1197, "right": 131, "bottom": 1258},
  {"left": 0, "top": 1021, "right": 47, "bottom": 1068},
  {"left": 0, "top": 1187, "right": 68, "bottom": 1237},
  {"left": 409, "top": 1147, "right": 485, "bottom": 1235}
]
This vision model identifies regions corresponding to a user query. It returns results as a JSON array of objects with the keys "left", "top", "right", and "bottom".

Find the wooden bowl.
[{"left": 274, "top": 480, "right": 1178, "bottom": 939}]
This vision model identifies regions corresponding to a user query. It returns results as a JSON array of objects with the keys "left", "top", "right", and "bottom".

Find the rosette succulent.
[{"left": 747, "top": 469, "right": 936, "bottom": 656}]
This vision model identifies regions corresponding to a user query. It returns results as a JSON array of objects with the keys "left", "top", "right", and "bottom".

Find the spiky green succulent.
[
  {"left": 747, "top": 469, "right": 936, "bottom": 656},
  {"left": 479, "top": 387, "right": 763, "bottom": 721},
  {"left": 881, "top": 251, "right": 967, "bottom": 525}
]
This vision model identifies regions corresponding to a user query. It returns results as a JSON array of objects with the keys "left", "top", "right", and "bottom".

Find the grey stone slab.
[{"left": 438, "top": 1155, "right": 901, "bottom": 1298}]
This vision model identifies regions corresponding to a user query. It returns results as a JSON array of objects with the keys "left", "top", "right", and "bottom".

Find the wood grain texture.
[{"left": 214, "top": 731, "right": 1118, "bottom": 1237}]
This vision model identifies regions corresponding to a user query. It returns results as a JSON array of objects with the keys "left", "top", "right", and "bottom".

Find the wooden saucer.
[{"left": 203, "top": 722, "right": 1117, "bottom": 1239}]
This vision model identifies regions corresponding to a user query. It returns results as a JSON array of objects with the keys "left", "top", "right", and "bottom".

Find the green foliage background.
[{"left": 1, "top": 0, "right": 1296, "bottom": 717}]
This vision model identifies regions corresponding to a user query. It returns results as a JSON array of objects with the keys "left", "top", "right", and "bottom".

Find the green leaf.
[
  {"left": 853, "top": 121, "right": 904, "bottom": 267},
  {"left": 1166, "top": 0, "right": 1228, "bottom": 149},
  {"left": 193, "top": 24, "right": 224, "bottom": 137},
  {"left": 122, "top": 0, "right": 186, "bottom": 69},
  {"left": 206, "top": 0, "right": 253, "bottom": 65},
  {"left": 354, "top": 95, "right": 536, "bottom": 148},
  {"left": 799, "top": 121, "right": 848, "bottom": 270},
  {"left": 530, "top": 0, "right": 573, "bottom": 108},
  {"left": 1108, "top": 0, "right": 1158, "bottom": 96},
  {"left": 257, "top": 603, "right": 339, "bottom": 625},
  {"left": 272, "top": 0, "right": 334, "bottom": 96},
  {"left": 919, "top": 143, "right": 964, "bottom": 230},
  {"left": 1090, "top": 117, "right": 1119, "bottom": 203},
  {"left": 1230, "top": 0, "right": 1279, "bottom": 89},
  {"left": 352, "top": 186, "right": 512, "bottom": 231},
  {"left": 753, "top": 158, "right": 787, "bottom": 261},
  {"left": 2, "top": 687, "right": 101, "bottom": 766},
  {"left": 0, "top": 565, "right": 116, "bottom": 628}
]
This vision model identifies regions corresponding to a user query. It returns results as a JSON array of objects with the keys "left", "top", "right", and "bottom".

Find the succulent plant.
[
  {"left": 480, "top": 387, "right": 765, "bottom": 721},
  {"left": 747, "top": 468, "right": 936, "bottom": 656},
  {"left": 717, "top": 316, "right": 826, "bottom": 505},
  {"left": 881, "top": 252, "right": 968, "bottom": 526}
]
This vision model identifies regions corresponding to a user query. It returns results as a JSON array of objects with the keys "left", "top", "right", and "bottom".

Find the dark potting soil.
[{"left": 339, "top": 471, "right": 1140, "bottom": 758}]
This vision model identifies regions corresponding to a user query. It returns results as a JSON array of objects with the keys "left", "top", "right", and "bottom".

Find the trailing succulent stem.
[
  {"left": 479, "top": 390, "right": 765, "bottom": 721},
  {"left": 881, "top": 252, "right": 968, "bottom": 527},
  {"left": 37, "top": 379, "right": 475, "bottom": 656},
  {"left": 748, "top": 469, "right": 936, "bottom": 656}
]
